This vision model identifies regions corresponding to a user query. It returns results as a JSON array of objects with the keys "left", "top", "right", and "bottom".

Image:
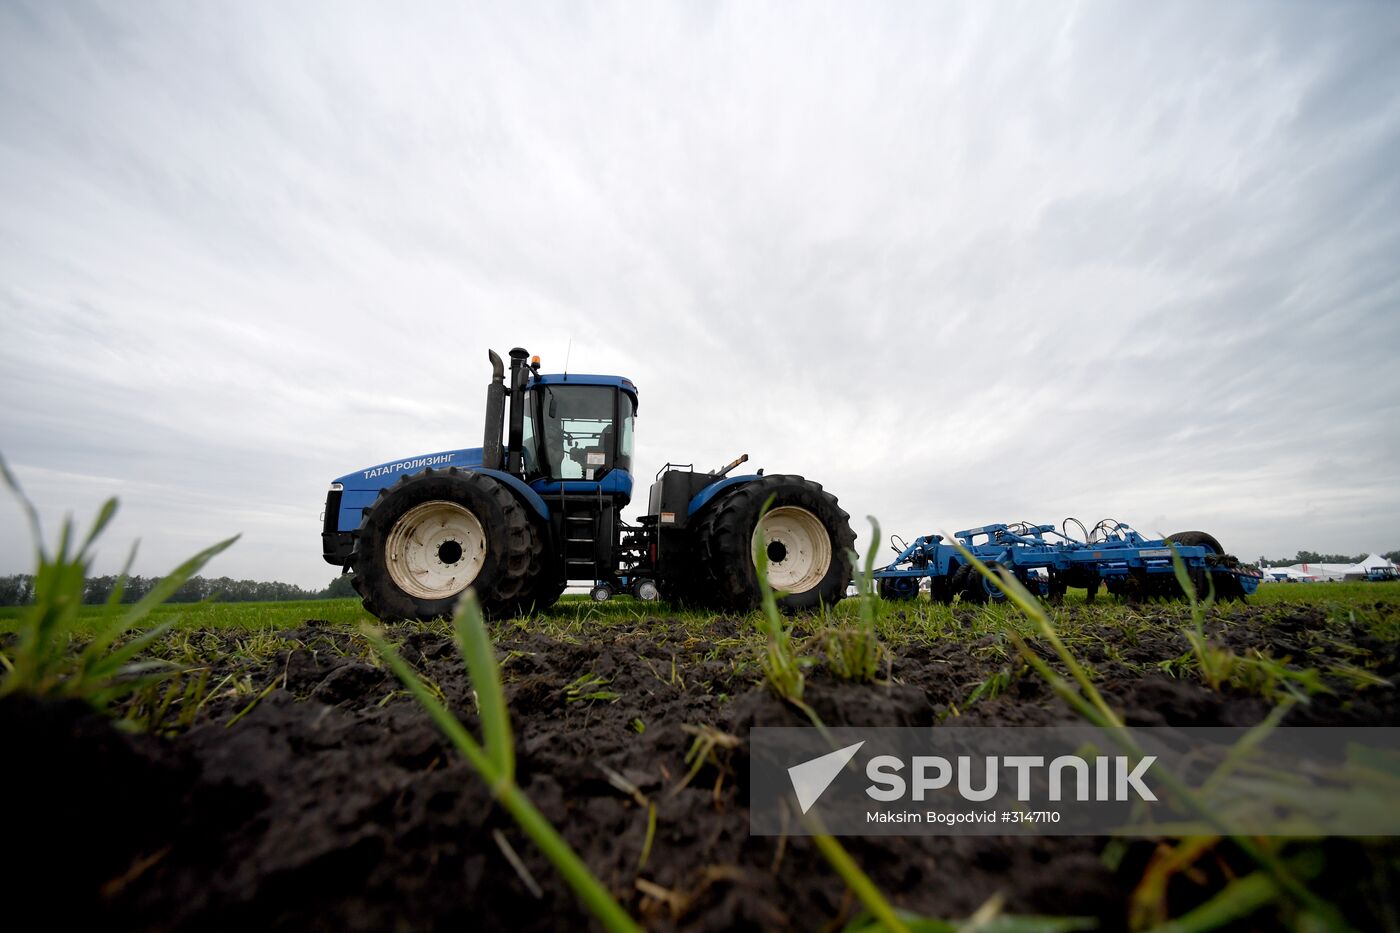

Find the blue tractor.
[{"left": 322, "top": 347, "right": 856, "bottom": 620}]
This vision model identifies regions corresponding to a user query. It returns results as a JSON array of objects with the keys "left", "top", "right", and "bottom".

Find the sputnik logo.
[{"left": 787, "top": 741, "right": 865, "bottom": 814}]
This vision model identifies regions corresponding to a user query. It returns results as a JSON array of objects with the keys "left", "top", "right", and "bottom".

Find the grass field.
[{"left": 5, "top": 579, "right": 1397, "bottom": 638}]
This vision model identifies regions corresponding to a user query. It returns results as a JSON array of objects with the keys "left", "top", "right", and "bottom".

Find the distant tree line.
[
  {"left": 1258, "top": 550, "right": 1400, "bottom": 568},
  {"left": 0, "top": 572, "right": 359, "bottom": 607}
]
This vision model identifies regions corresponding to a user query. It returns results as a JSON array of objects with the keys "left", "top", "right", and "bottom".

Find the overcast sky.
[{"left": 2, "top": 1, "right": 1398, "bottom": 590}]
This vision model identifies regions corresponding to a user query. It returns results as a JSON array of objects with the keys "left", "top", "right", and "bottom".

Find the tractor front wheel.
[
  {"left": 351, "top": 468, "right": 537, "bottom": 620},
  {"left": 498, "top": 519, "right": 565, "bottom": 617}
]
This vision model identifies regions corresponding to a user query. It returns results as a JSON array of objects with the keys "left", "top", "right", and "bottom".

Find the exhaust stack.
[
  {"left": 483, "top": 350, "right": 506, "bottom": 470},
  {"left": 505, "top": 347, "right": 530, "bottom": 475}
]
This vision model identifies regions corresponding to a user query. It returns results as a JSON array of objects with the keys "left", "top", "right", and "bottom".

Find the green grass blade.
[
  {"left": 752, "top": 494, "right": 804, "bottom": 703},
  {"left": 1201, "top": 698, "right": 1294, "bottom": 795},
  {"left": 366, "top": 625, "right": 640, "bottom": 932},
  {"left": 106, "top": 540, "right": 140, "bottom": 607},
  {"left": 454, "top": 590, "right": 514, "bottom": 781},
  {"left": 81, "top": 619, "right": 179, "bottom": 688},
  {"left": 1171, "top": 554, "right": 1196, "bottom": 612},
  {"left": 949, "top": 538, "right": 1123, "bottom": 728},
  {"left": 862, "top": 516, "right": 881, "bottom": 586},
  {"left": 811, "top": 830, "right": 910, "bottom": 933},
  {"left": 0, "top": 453, "right": 45, "bottom": 559},
  {"left": 105, "top": 535, "right": 239, "bottom": 644},
  {"left": 859, "top": 515, "right": 881, "bottom": 631},
  {"left": 1146, "top": 869, "right": 1278, "bottom": 933},
  {"left": 364, "top": 626, "right": 496, "bottom": 776},
  {"left": 55, "top": 513, "right": 74, "bottom": 566},
  {"left": 493, "top": 779, "right": 642, "bottom": 933},
  {"left": 78, "top": 497, "right": 119, "bottom": 560},
  {"left": 971, "top": 545, "right": 1351, "bottom": 928}
]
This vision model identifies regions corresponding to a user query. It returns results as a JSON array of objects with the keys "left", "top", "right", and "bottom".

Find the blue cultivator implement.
[{"left": 873, "top": 519, "right": 1263, "bottom": 604}]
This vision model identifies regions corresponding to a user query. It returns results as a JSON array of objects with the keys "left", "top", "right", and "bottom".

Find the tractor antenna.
[{"left": 563, "top": 337, "right": 572, "bottom": 379}]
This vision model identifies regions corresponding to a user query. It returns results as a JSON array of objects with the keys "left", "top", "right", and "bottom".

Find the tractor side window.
[
  {"left": 520, "top": 396, "right": 539, "bottom": 475},
  {"left": 618, "top": 394, "right": 635, "bottom": 472}
]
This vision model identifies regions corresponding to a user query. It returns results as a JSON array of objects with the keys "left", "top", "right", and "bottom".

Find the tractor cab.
[
  {"left": 480, "top": 349, "right": 644, "bottom": 594},
  {"left": 522, "top": 374, "right": 637, "bottom": 505}
]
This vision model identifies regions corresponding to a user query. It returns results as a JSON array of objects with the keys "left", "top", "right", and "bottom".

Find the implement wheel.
[
  {"left": 927, "top": 574, "right": 955, "bottom": 604},
  {"left": 878, "top": 576, "right": 920, "bottom": 602},
  {"left": 1167, "top": 530, "right": 1248, "bottom": 601},
  {"left": 351, "top": 468, "right": 538, "bottom": 620},
  {"left": 697, "top": 474, "right": 855, "bottom": 611},
  {"left": 1166, "top": 531, "right": 1224, "bottom": 556},
  {"left": 953, "top": 562, "right": 1009, "bottom": 604}
]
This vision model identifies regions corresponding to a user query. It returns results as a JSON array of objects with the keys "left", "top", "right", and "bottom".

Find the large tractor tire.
[
  {"left": 696, "top": 474, "right": 856, "bottom": 612},
  {"left": 658, "top": 535, "right": 709, "bottom": 608},
  {"left": 351, "top": 467, "right": 539, "bottom": 621},
  {"left": 519, "top": 573, "right": 568, "bottom": 616},
  {"left": 499, "top": 523, "right": 566, "bottom": 618}
]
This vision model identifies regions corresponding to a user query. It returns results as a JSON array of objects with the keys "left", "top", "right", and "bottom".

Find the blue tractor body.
[
  {"left": 321, "top": 347, "right": 857, "bottom": 619},
  {"left": 324, "top": 448, "right": 554, "bottom": 561},
  {"left": 329, "top": 447, "right": 482, "bottom": 535}
]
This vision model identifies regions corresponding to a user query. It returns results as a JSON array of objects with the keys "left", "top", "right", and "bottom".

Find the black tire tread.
[
  {"left": 953, "top": 562, "right": 1008, "bottom": 603},
  {"left": 878, "top": 576, "right": 919, "bottom": 602},
  {"left": 1166, "top": 530, "right": 1224, "bottom": 556},
  {"left": 350, "top": 467, "right": 536, "bottom": 621},
  {"left": 694, "top": 474, "right": 856, "bottom": 612}
]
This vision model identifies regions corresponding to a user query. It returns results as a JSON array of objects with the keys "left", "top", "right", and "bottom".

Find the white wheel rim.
[
  {"left": 385, "top": 501, "right": 487, "bottom": 600},
  {"left": 755, "top": 506, "right": 832, "bottom": 594}
]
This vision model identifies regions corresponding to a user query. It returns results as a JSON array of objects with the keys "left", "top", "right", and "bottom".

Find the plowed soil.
[{"left": 8, "top": 604, "right": 1398, "bottom": 931}]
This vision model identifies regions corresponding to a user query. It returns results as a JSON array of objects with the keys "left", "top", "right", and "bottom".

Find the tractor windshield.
[{"left": 526, "top": 385, "right": 634, "bottom": 481}]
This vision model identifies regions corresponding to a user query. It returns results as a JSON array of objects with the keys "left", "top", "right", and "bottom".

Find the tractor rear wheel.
[
  {"left": 351, "top": 468, "right": 537, "bottom": 620},
  {"left": 697, "top": 474, "right": 855, "bottom": 611}
]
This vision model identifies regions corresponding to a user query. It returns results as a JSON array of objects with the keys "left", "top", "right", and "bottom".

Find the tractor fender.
[
  {"left": 686, "top": 474, "right": 761, "bottom": 519},
  {"left": 474, "top": 468, "right": 552, "bottom": 522}
]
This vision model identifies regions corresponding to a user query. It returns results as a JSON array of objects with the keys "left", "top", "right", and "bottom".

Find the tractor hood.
[
  {"left": 328, "top": 447, "right": 485, "bottom": 537},
  {"left": 333, "top": 447, "right": 484, "bottom": 492}
]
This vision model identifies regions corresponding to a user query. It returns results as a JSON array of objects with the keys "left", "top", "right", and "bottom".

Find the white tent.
[
  {"left": 1262, "top": 566, "right": 1316, "bottom": 582},
  {"left": 1282, "top": 554, "right": 1398, "bottom": 582},
  {"left": 1288, "top": 560, "right": 1344, "bottom": 582}
]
